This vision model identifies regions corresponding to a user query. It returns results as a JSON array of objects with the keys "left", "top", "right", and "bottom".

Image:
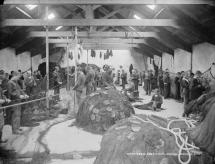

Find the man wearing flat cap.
[
  {"left": 7, "top": 71, "right": 28, "bottom": 134},
  {"left": 0, "top": 70, "right": 11, "bottom": 141}
]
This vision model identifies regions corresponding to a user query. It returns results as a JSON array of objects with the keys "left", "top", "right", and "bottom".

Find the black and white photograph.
[{"left": 0, "top": 0, "right": 215, "bottom": 164}]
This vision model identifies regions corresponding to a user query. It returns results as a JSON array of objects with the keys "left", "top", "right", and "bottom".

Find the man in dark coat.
[
  {"left": 121, "top": 69, "right": 126, "bottom": 90},
  {"left": 174, "top": 72, "right": 181, "bottom": 100},
  {"left": 129, "top": 64, "right": 133, "bottom": 76},
  {"left": 102, "top": 65, "right": 114, "bottom": 88},
  {"left": 157, "top": 71, "right": 164, "bottom": 96},
  {"left": 72, "top": 65, "right": 86, "bottom": 108},
  {"left": 189, "top": 71, "right": 205, "bottom": 101},
  {"left": 53, "top": 66, "right": 62, "bottom": 101},
  {"left": 7, "top": 72, "right": 28, "bottom": 134},
  {"left": 163, "top": 71, "right": 171, "bottom": 99},
  {"left": 181, "top": 72, "right": 190, "bottom": 109},
  {"left": 85, "top": 66, "right": 95, "bottom": 95},
  {"left": 131, "top": 69, "right": 139, "bottom": 91},
  {"left": 144, "top": 70, "right": 152, "bottom": 95},
  {"left": 0, "top": 70, "right": 11, "bottom": 141}
]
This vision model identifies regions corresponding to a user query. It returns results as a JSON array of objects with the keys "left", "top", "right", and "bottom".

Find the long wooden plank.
[
  {"left": 48, "top": 38, "right": 147, "bottom": 44},
  {"left": 4, "top": 0, "right": 215, "bottom": 5},
  {"left": 54, "top": 43, "right": 140, "bottom": 49},
  {"left": 3, "top": 19, "right": 179, "bottom": 28},
  {"left": 30, "top": 31, "right": 157, "bottom": 38}
]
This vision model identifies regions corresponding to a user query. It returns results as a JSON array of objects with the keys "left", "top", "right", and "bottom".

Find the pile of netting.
[
  {"left": 94, "top": 114, "right": 213, "bottom": 164},
  {"left": 184, "top": 91, "right": 215, "bottom": 118},
  {"left": 188, "top": 96, "right": 215, "bottom": 157},
  {"left": 76, "top": 88, "right": 135, "bottom": 133},
  {"left": 21, "top": 92, "right": 59, "bottom": 126}
]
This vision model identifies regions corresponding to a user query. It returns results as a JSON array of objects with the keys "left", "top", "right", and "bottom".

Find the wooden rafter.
[
  {"left": 48, "top": 38, "right": 148, "bottom": 44},
  {"left": 167, "top": 6, "right": 215, "bottom": 44},
  {"left": 30, "top": 31, "right": 158, "bottom": 38},
  {"left": 54, "top": 43, "right": 140, "bottom": 49},
  {"left": 2, "top": 19, "right": 179, "bottom": 28},
  {"left": 4, "top": 0, "right": 215, "bottom": 5}
]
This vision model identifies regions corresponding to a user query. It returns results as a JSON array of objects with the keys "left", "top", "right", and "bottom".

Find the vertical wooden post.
[
  {"left": 74, "top": 27, "right": 78, "bottom": 80},
  {"left": 87, "top": 49, "right": 89, "bottom": 66},
  {"left": 73, "top": 27, "right": 78, "bottom": 112},
  {"left": 66, "top": 37, "right": 70, "bottom": 91},
  {"left": 190, "top": 49, "right": 193, "bottom": 73},
  {"left": 45, "top": 6, "right": 49, "bottom": 109}
]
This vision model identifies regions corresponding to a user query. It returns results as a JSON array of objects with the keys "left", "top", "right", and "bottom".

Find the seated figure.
[{"left": 151, "top": 89, "right": 163, "bottom": 111}]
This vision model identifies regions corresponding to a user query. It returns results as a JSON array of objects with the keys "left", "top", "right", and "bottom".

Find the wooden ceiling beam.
[
  {"left": 48, "top": 38, "right": 148, "bottom": 44},
  {"left": 131, "top": 6, "right": 192, "bottom": 52},
  {"left": 4, "top": 0, "right": 215, "bottom": 5},
  {"left": 30, "top": 31, "right": 158, "bottom": 38},
  {"left": 156, "top": 28, "right": 192, "bottom": 52},
  {"left": 139, "top": 43, "right": 162, "bottom": 57},
  {"left": 168, "top": 6, "right": 215, "bottom": 44},
  {"left": 54, "top": 43, "right": 140, "bottom": 49},
  {"left": 145, "top": 38, "right": 174, "bottom": 55},
  {"left": 3, "top": 19, "right": 179, "bottom": 28},
  {"left": 133, "top": 47, "right": 154, "bottom": 58}
]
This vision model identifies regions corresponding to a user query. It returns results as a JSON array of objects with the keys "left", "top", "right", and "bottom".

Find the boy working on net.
[{"left": 151, "top": 89, "right": 163, "bottom": 111}]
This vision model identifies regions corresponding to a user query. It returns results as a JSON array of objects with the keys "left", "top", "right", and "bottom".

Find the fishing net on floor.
[
  {"left": 188, "top": 96, "right": 215, "bottom": 157},
  {"left": 94, "top": 114, "right": 213, "bottom": 164},
  {"left": 76, "top": 88, "right": 135, "bottom": 133},
  {"left": 184, "top": 91, "right": 215, "bottom": 117}
]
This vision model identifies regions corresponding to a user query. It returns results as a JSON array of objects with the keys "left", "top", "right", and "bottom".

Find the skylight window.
[
  {"left": 129, "top": 26, "right": 136, "bottom": 31},
  {"left": 48, "top": 13, "right": 55, "bottom": 20},
  {"left": 56, "top": 26, "right": 63, "bottom": 30},
  {"left": 134, "top": 14, "right": 141, "bottom": 20},
  {"left": 25, "top": 5, "right": 37, "bottom": 10},
  {"left": 147, "top": 5, "right": 156, "bottom": 10}
]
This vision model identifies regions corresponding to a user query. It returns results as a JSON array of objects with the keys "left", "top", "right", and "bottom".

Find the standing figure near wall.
[
  {"left": 141, "top": 71, "right": 145, "bottom": 87},
  {"left": 7, "top": 72, "right": 28, "bottom": 134},
  {"left": 0, "top": 70, "right": 11, "bottom": 142},
  {"left": 144, "top": 71, "right": 151, "bottom": 95},
  {"left": 53, "top": 66, "right": 62, "bottom": 101},
  {"left": 131, "top": 69, "right": 139, "bottom": 91},
  {"left": 24, "top": 71, "right": 36, "bottom": 96},
  {"left": 157, "top": 70, "right": 164, "bottom": 96},
  {"left": 121, "top": 69, "right": 126, "bottom": 90},
  {"left": 190, "top": 71, "right": 205, "bottom": 101},
  {"left": 174, "top": 72, "right": 181, "bottom": 100},
  {"left": 129, "top": 64, "right": 133, "bottom": 76},
  {"left": 101, "top": 65, "right": 114, "bottom": 88},
  {"left": 180, "top": 71, "right": 185, "bottom": 101},
  {"left": 163, "top": 71, "right": 171, "bottom": 99},
  {"left": 181, "top": 72, "right": 190, "bottom": 114},
  {"left": 72, "top": 65, "right": 86, "bottom": 110},
  {"left": 85, "top": 66, "right": 95, "bottom": 95}
]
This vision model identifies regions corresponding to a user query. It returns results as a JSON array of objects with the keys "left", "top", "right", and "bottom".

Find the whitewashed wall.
[
  {"left": 0, "top": 48, "right": 42, "bottom": 73},
  {"left": 162, "top": 52, "right": 174, "bottom": 72},
  {"left": 174, "top": 49, "right": 191, "bottom": 73},
  {"left": 192, "top": 42, "right": 215, "bottom": 73},
  {"left": 57, "top": 49, "right": 148, "bottom": 73}
]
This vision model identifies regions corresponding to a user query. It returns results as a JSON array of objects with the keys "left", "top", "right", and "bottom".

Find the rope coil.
[{"left": 132, "top": 115, "right": 200, "bottom": 164}]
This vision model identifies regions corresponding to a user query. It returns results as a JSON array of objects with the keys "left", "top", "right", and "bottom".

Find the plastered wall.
[
  {"left": 56, "top": 49, "right": 148, "bottom": 73},
  {"left": 174, "top": 49, "right": 191, "bottom": 73},
  {"left": 192, "top": 42, "right": 215, "bottom": 73},
  {"left": 162, "top": 52, "right": 174, "bottom": 72}
]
